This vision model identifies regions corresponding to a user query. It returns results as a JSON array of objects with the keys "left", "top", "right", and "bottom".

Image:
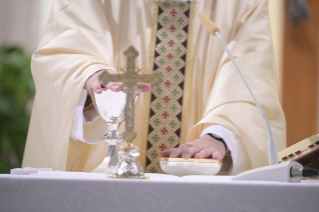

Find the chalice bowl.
[{"left": 90, "top": 88, "right": 126, "bottom": 174}]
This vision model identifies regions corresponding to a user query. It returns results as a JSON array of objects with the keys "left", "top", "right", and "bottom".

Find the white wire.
[{"left": 215, "top": 31, "right": 278, "bottom": 165}]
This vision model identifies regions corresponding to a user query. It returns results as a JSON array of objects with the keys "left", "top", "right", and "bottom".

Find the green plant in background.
[{"left": 0, "top": 45, "right": 35, "bottom": 173}]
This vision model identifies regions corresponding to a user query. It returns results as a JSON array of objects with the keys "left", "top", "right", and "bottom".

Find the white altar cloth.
[{"left": 0, "top": 172, "right": 318, "bottom": 212}]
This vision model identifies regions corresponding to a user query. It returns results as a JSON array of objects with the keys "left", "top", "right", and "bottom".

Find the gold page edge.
[{"left": 159, "top": 157, "right": 222, "bottom": 164}]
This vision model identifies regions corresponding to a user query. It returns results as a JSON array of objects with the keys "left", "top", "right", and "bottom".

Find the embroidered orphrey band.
[{"left": 146, "top": 1, "right": 192, "bottom": 173}]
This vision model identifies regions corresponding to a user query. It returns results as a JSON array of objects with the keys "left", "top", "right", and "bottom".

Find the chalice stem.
[
  {"left": 91, "top": 141, "right": 120, "bottom": 174},
  {"left": 104, "top": 143, "right": 119, "bottom": 174}
]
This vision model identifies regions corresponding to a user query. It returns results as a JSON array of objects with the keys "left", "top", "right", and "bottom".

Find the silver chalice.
[{"left": 90, "top": 88, "right": 126, "bottom": 174}]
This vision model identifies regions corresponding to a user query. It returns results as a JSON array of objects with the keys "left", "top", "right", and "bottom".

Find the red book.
[{"left": 278, "top": 133, "right": 319, "bottom": 169}]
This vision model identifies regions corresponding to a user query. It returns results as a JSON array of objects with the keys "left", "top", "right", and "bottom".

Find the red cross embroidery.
[
  {"left": 164, "top": 80, "right": 172, "bottom": 88},
  {"left": 163, "top": 95, "right": 171, "bottom": 103},
  {"left": 159, "top": 143, "right": 167, "bottom": 150},
  {"left": 168, "top": 39, "right": 175, "bottom": 47},
  {"left": 165, "top": 65, "right": 173, "bottom": 73},
  {"left": 170, "top": 9, "right": 177, "bottom": 16},
  {"left": 162, "top": 111, "right": 170, "bottom": 119},
  {"left": 169, "top": 24, "right": 177, "bottom": 32},
  {"left": 166, "top": 53, "right": 174, "bottom": 60}
]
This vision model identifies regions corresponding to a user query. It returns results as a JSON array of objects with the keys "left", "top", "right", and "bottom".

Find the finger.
[
  {"left": 105, "top": 82, "right": 122, "bottom": 92},
  {"left": 182, "top": 146, "right": 200, "bottom": 159},
  {"left": 168, "top": 148, "right": 183, "bottom": 158},
  {"left": 137, "top": 83, "right": 151, "bottom": 92},
  {"left": 212, "top": 151, "right": 222, "bottom": 160},
  {"left": 194, "top": 148, "right": 214, "bottom": 159},
  {"left": 179, "top": 144, "right": 192, "bottom": 151},
  {"left": 159, "top": 149, "right": 172, "bottom": 157},
  {"left": 111, "top": 85, "right": 121, "bottom": 92},
  {"left": 159, "top": 148, "right": 182, "bottom": 158},
  {"left": 105, "top": 82, "right": 118, "bottom": 88},
  {"left": 135, "top": 89, "right": 141, "bottom": 96},
  {"left": 92, "top": 81, "right": 103, "bottom": 94}
]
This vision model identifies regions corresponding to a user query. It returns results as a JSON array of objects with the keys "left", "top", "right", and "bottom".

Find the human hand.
[
  {"left": 159, "top": 134, "right": 228, "bottom": 160},
  {"left": 84, "top": 69, "right": 151, "bottom": 95}
]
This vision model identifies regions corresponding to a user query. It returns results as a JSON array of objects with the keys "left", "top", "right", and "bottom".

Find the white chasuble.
[{"left": 23, "top": 0, "right": 286, "bottom": 174}]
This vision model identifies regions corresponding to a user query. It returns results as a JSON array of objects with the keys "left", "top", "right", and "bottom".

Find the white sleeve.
[
  {"left": 200, "top": 125, "right": 250, "bottom": 175},
  {"left": 71, "top": 89, "right": 107, "bottom": 144}
]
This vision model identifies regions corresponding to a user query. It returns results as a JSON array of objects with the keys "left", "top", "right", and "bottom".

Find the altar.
[{"left": 0, "top": 172, "right": 318, "bottom": 212}]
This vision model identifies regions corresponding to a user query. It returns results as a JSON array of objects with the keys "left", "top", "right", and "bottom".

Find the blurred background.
[{"left": 0, "top": 0, "right": 318, "bottom": 173}]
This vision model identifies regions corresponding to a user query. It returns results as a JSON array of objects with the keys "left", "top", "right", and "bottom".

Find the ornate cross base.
[{"left": 109, "top": 144, "right": 149, "bottom": 179}]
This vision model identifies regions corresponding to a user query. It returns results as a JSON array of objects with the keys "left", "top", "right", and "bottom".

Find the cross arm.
[{"left": 98, "top": 71, "right": 163, "bottom": 87}]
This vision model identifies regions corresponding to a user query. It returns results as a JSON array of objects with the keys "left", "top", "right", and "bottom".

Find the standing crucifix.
[
  {"left": 98, "top": 46, "right": 163, "bottom": 178},
  {"left": 99, "top": 46, "right": 163, "bottom": 143}
]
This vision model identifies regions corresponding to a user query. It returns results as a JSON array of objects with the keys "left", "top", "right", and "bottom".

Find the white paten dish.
[{"left": 159, "top": 157, "right": 222, "bottom": 176}]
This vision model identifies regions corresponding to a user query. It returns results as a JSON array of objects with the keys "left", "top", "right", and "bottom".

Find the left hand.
[{"left": 159, "top": 134, "right": 228, "bottom": 160}]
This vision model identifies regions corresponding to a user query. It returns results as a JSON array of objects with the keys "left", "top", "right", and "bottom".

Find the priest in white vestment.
[{"left": 23, "top": 0, "right": 286, "bottom": 175}]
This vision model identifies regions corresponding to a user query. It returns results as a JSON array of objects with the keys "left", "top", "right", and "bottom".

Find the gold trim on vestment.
[
  {"left": 179, "top": 0, "right": 195, "bottom": 145},
  {"left": 140, "top": 0, "right": 159, "bottom": 169},
  {"left": 159, "top": 157, "right": 222, "bottom": 164}
]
